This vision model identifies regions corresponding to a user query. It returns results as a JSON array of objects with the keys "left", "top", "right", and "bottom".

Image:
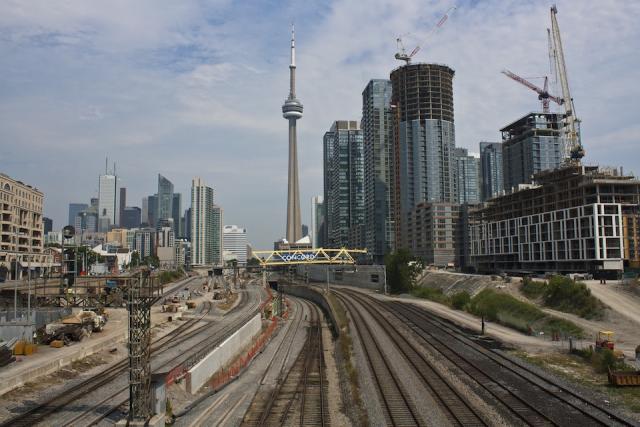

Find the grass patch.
[
  {"left": 469, "top": 289, "right": 584, "bottom": 338},
  {"left": 159, "top": 269, "right": 184, "bottom": 285},
  {"left": 326, "top": 292, "right": 368, "bottom": 426},
  {"left": 451, "top": 291, "right": 471, "bottom": 310},
  {"left": 410, "top": 287, "right": 471, "bottom": 311},
  {"left": 520, "top": 278, "right": 546, "bottom": 299},
  {"left": 411, "top": 287, "right": 450, "bottom": 305}
]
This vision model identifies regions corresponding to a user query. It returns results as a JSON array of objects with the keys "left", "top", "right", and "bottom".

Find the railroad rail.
[
  {"left": 341, "top": 289, "right": 637, "bottom": 427},
  {"left": 242, "top": 299, "right": 328, "bottom": 426},
  {"left": 336, "top": 289, "right": 487, "bottom": 426},
  {"left": 333, "top": 292, "right": 422, "bottom": 426},
  {"left": 1, "top": 282, "right": 263, "bottom": 427}
]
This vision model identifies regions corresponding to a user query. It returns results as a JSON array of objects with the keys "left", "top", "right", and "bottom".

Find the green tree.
[
  {"left": 129, "top": 251, "right": 140, "bottom": 269},
  {"left": 144, "top": 255, "right": 159, "bottom": 268},
  {"left": 385, "top": 249, "right": 423, "bottom": 294}
]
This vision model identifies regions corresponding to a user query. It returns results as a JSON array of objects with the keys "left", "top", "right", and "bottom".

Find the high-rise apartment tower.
[
  {"left": 362, "top": 79, "right": 395, "bottom": 262},
  {"left": 390, "top": 63, "right": 457, "bottom": 247}
]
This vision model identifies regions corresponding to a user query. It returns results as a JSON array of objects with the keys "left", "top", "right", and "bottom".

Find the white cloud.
[{"left": 0, "top": 0, "right": 638, "bottom": 248}]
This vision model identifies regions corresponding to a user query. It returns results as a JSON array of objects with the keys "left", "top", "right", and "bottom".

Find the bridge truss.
[{"left": 251, "top": 248, "right": 367, "bottom": 267}]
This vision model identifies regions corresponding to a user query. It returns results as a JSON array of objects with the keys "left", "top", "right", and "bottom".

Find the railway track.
[
  {"left": 334, "top": 292, "right": 422, "bottom": 427},
  {"left": 1, "top": 283, "right": 263, "bottom": 427},
  {"left": 242, "top": 299, "right": 328, "bottom": 426},
  {"left": 341, "top": 289, "right": 637, "bottom": 427},
  {"left": 336, "top": 289, "right": 487, "bottom": 426}
]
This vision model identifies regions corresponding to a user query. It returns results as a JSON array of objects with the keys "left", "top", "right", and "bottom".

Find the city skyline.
[{"left": 1, "top": 1, "right": 639, "bottom": 250}]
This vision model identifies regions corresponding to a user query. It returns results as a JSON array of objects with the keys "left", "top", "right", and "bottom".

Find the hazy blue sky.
[{"left": 1, "top": 0, "right": 638, "bottom": 249}]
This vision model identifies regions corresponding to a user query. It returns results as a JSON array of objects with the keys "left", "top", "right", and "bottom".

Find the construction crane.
[
  {"left": 395, "top": 6, "right": 457, "bottom": 64},
  {"left": 549, "top": 5, "right": 584, "bottom": 163},
  {"left": 501, "top": 69, "right": 563, "bottom": 113}
]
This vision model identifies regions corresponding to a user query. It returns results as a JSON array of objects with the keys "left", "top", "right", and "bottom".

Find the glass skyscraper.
[
  {"left": 157, "top": 174, "right": 174, "bottom": 225},
  {"left": 454, "top": 148, "right": 480, "bottom": 204},
  {"left": 362, "top": 79, "right": 395, "bottom": 262},
  {"left": 323, "top": 121, "right": 365, "bottom": 248},
  {"left": 501, "top": 112, "right": 565, "bottom": 192},
  {"left": 98, "top": 174, "right": 119, "bottom": 231},
  {"left": 479, "top": 141, "right": 504, "bottom": 201}
]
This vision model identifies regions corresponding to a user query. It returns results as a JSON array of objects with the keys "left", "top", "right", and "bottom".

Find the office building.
[
  {"left": 147, "top": 194, "right": 158, "bottom": 228},
  {"left": 157, "top": 226, "right": 174, "bottom": 248},
  {"left": 157, "top": 174, "right": 174, "bottom": 223},
  {"left": 121, "top": 206, "right": 141, "bottom": 229},
  {"left": 311, "top": 195, "right": 325, "bottom": 248},
  {"left": 134, "top": 228, "right": 155, "bottom": 259},
  {"left": 0, "top": 173, "right": 49, "bottom": 279},
  {"left": 141, "top": 197, "right": 149, "bottom": 226},
  {"left": 183, "top": 208, "right": 192, "bottom": 241},
  {"left": 98, "top": 172, "right": 119, "bottom": 231},
  {"left": 119, "top": 187, "right": 126, "bottom": 227},
  {"left": 362, "top": 79, "right": 395, "bottom": 262},
  {"left": 323, "top": 121, "right": 365, "bottom": 248},
  {"left": 174, "top": 239, "right": 190, "bottom": 269},
  {"left": 190, "top": 177, "right": 217, "bottom": 266},
  {"left": 404, "top": 202, "right": 459, "bottom": 267},
  {"left": 454, "top": 148, "right": 480, "bottom": 204},
  {"left": 74, "top": 209, "right": 98, "bottom": 234},
  {"left": 43, "top": 217, "right": 53, "bottom": 234},
  {"left": 501, "top": 112, "right": 565, "bottom": 192},
  {"left": 223, "top": 225, "right": 248, "bottom": 265},
  {"left": 470, "top": 165, "right": 640, "bottom": 275},
  {"left": 212, "top": 205, "right": 223, "bottom": 265},
  {"left": 172, "top": 193, "right": 182, "bottom": 237},
  {"left": 391, "top": 63, "right": 457, "bottom": 248},
  {"left": 479, "top": 142, "right": 504, "bottom": 201},
  {"left": 68, "top": 203, "right": 88, "bottom": 227}
]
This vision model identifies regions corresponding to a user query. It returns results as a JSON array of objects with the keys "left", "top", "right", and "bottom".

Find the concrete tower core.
[{"left": 282, "top": 26, "right": 303, "bottom": 243}]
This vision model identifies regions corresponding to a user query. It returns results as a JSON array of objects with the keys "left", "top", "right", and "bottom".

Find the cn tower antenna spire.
[
  {"left": 289, "top": 24, "right": 296, "bottom": 98},
  {"left": 282, "top": 24, "right": 304, "bottom": 243}
]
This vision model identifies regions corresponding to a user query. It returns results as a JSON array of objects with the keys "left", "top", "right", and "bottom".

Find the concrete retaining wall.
[
  {"left": 186, "top": 313, "right": 261, "bottom": 394},
  {"left": 416, "top": 270, "right": 506, "bottom": 297},
  {"left": 279, "top": 283, "right": 339, "bottom": 338},
  {"left": 297, "top": 265, "right": 385, "bottom": 292}
]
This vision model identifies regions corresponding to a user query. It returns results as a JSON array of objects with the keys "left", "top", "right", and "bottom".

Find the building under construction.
[
  {"left": 470, "top": 165, "right": 640, "bottom": 276},
  {"left": 501, "top": 112, "right": 566, "bottom": 192}
]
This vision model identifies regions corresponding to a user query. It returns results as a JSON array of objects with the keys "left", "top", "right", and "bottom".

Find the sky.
[{"left": 1, "top": 0, "right": 639, "bottom": 249}]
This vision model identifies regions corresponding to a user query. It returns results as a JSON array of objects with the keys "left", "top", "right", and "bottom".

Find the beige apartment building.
[{"left": 0, "top": 173, "right": 51, "bottom": 279}]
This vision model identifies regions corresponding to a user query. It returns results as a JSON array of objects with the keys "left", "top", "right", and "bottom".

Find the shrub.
[
  {"left": 520, "top": 277, "right": 546, "bottom": 299},
  {"left": 159, "top": 270, "right": 184, "bottom": 285},
  {"left": 411, "top": 287, "right": 450, "bottom": 305},
  {"left": 543, "top": 276, "right": 604, "bottom": 319},
  {"left": 451, "top": 291, "right": 471, "bottom": 310},
  {"left": 467, "top": 289, "right": 584, "bottom": 338}
]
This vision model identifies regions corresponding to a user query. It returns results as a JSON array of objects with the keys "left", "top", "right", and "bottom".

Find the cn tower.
[{"left": 282, "top": 25, "right": 303, "bottom": 243}]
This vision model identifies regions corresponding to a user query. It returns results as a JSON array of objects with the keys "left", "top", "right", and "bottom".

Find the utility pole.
[
  {"left": 383, "top": 264, "right": 387, "bottom": 295},
  {"left": 27, "top": 255, "right": 31, "bottom": 324},
  {"left": 326, "top": 265, "right": 330, "bottom": 293},
  {"left": 128, "top": 269, "right": 159, "bottom": 423}
]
